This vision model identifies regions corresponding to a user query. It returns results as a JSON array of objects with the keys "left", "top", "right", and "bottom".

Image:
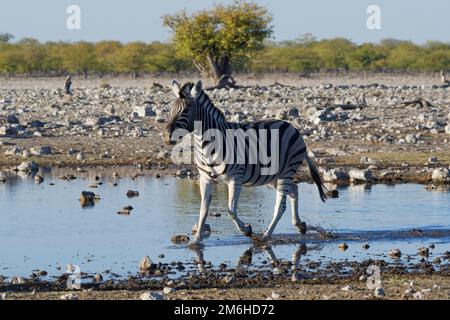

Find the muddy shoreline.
[{"left": 1, "top": 257, "right": 448, "bottom": 300}]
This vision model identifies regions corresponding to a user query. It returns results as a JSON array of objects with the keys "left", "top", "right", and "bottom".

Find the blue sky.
[{"left": 0, "top": 0, "right": 449, "bottom": 44}]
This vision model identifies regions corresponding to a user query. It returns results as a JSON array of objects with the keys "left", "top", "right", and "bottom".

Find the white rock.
[
  {"left": 349, "top": 169, "right": 373, "bottom": 182},
  {"left": 445, "top": 125, "right": 450, "bottom": 134},
  {"left": 322, "top": 168, "right": 349, "bottom": 182},
  {"left": 5, "top": 147, "right": 22, "bottom": 156},
  {"left": 30, "top": 146, "right": 52, "bottom": 156},
  {"left": 341, "top": 285, "right": 353, "bottom": 291},
  {"left": 163, "top": 287, "right": 175, "bottom": 294},
  {"left": 413, "top": 291, "right": 424, "bottom": 300},
  {"left": 431, "top": 168, "right": 450, "bottom": 182},
  {"left": 17, "top": 161, "right": 38, "bottom": 172},
  {"left": 374, "top": 287, "right": 385, "bottom": 297},
  {"left": 140, "top": 291, "right": 165, "bottom": 300},
  {"left": 133, "top": 105, "right": 156, "bottom": 117},
  {"left": 60, "top": 293, "right": 79, "bottom": 300},
  {"left": 271, "top": 291, "right": 280, "bottom": 300}
]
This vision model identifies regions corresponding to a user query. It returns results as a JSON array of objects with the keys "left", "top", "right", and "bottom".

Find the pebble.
[
  {"left": 93, "top": 273, "right": 103, "bottom": 283},
  {"left": 389, "top": 248, "right": 402, "bottom": 258},
  {"left": 271, "top": 291, "right": 280, "bottom": 300},
  {"left": 60, "top": 293, "right": 79, "bottom": 300},
  {"left": 163, "top": 287, "right": 176, "bottom": 294},
  {"left": 170, "top": 234, "right": 190, "bottom": 244},
  {"left": 341, "top": 285, "right": 353, "bottom": 291},
  {"left": 140, "top": 291, "right": 165, "bottom": 300},
  {"left": 139, "top": 256, "right": 156, "bottom": 274},
  {"left": 374, "top": 287, "right": 385, "bottom": 298}
]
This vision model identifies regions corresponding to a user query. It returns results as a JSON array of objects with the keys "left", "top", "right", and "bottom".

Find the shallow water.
[{"left": 0, "top": 168, "right": 449, "bottom": 278}]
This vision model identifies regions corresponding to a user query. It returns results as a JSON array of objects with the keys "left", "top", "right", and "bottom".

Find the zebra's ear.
[
  {"left": 191, "top": 80, "right": 202, "bottom": 98},
  {"left": 171, "top": 80, "right": 181, "bottom": 97}
]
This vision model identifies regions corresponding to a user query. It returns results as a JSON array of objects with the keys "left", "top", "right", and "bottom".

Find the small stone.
[
  {"left": 93, "top": 273, "right": 103, "bottom": 283},
  {"left": 139, "top": 256, "right": 156, "bottom": 274},
  {"left": 349, "top": 169, "right": 373, "bottom": 182},
  {"left": 338, "top": 243, "right": 348, "bottom": 251},
  {"left": 362, "top": 243, "right": 370, "bottom": 250},
  {"left": 117, "top": 205, "right": 133, "bottom": 215},
  {"left": 163, "top": 287, "right": 175, "bottom": 294},
  {"left": 271, "top": 291, "right": 280, "bottom": 300},
  {"left": 140, "top": 291, "right": 165, "bottom": 300},
  {"left": 418, "top": 247, "right": 429, "bottom": 257},
  {"left": 60, "top": 293, "right": 79, "bottom": 300},
  {"left": 170, "top": 234, "right": 190, "bottom": 244},
  {"left": 374, "top": 287, "right": 385, "bottom": 298},
  {"left": 341, "top": 285, "right": 353, "bottom": 291},
  {"left": 34, "top": 175, "right": 44, "bottom": 183},
  {"left": 359, "top": 275, "right": 366, "bottom": 282},
  {"left": 404, "top": 288, "right": 416, "bottom": 295},
  {"left": 133, "top": 105, "right": 156, "bottom": 118},
  {"left": 76, "top": 152, "right": 85, "bottom": 161},
  {"left": 431, "top": 168, "right": 450, "bottom": 183},
  {"left": 17, "top": 161, "right": 39, "bottom": 173},
  {"left": 413, "top": 291, "right": 424, "bottom": 300},
  {"left": 389, "top": 248, "right": 402, "bottom": 258},
  {"left": 79, "top": 191, "right": 96, "bottom": 207},
  {"left": 126, "top": 190, "right": 139, "bottom": 197},
  {"left": 325, "top": 189, "right": 339, "bottom": 198}
]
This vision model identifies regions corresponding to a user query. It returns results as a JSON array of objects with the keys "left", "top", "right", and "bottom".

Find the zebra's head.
[{"left": 163, "top": 80, "right": 202, "bottom": 145}]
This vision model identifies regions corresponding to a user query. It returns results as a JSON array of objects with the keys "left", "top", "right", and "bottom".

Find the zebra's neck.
[{"left": 193, "top": 92, "right": 230, "bottom": 133}]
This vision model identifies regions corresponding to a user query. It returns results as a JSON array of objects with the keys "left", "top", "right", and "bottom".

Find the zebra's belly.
[{"left": 196, "top": 162, "right": 281, "bottom": 186}]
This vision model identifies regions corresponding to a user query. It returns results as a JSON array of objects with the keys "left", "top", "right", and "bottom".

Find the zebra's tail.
[{"left": 305, "top": 154, "right": 327, "bottom": 202}]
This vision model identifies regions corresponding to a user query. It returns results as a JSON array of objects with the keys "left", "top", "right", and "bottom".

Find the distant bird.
[{"left": 65, "top": 75, "right": 73, "bottom": 95}]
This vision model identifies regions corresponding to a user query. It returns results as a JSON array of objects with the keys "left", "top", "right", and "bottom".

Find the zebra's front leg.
[
  {"left": 188, "top": 175, "right": 213, "bottom": 248},
  {"left": 288, "top": 183, "right": 307, "bottom": 235},
  {"left": 227, "top": 180, "right": 252, "bottom": 236},
  {"left": 263, "top": 180, "right": 290, "bottom": 240}
]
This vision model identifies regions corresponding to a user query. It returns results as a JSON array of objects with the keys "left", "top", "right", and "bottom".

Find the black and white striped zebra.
[{"left": 164, "top": 80, "right": 327, "bottom": 246}]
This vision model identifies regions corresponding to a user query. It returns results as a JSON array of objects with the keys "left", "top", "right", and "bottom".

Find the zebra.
[{"left": 163, "top": 80, "right": 327, "bottom": 247}]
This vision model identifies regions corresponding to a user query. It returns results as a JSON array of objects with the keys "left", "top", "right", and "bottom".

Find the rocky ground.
[
  {"left": 1, "top": 74, "right": 450, "bottom": 186},
  {"left": 2, "top": 274, "right": 449, "bottom": 300},
  {"left": 1, "top": 75, "right": 450, "bottom": 300}
]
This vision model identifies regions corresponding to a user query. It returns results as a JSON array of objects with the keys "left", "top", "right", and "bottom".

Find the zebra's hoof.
[
  {"left": 297, "top": 222, "right": 307, "bottom": 235},
  {"left": 243, "top": 224, "right": 252, "bottom": 237}
]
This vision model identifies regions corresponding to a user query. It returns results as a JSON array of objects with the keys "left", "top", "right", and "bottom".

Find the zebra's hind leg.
[
  {"left": 227, "top": 180, "right": 252, "bottom": 236},
  {"left": 263, "top": 179, "right": 290, "bottom": 240},
  {"left": 189, "top": 175, "right": 214, "bottom": 248},
  {"left": 288, "top": 183, "right": 307, "bottom": 235}
]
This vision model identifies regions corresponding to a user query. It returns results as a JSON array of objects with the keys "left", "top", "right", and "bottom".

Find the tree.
[
  {"left": 163, "top": 0, "right": 273, "bottom": 88},
  {"left": 0, "top": 33, "right": 14, "bottom": 44},
  {"left": 115, "top": 42, "right": 147, "bottom": 78},
  {"left": 95, "top": 41, "right": 122, "bottom": 76},
  {"left": 63, "top": 41, "right": 97, "bottom": 78},
  {"left": 347, "top": 43, "right": 387, "bottom": 76},
  {"left": 15, "top": 38, "right": 44, "bottom": 77},
  {"left": 312, "top": 38, "right": 355, "bottom": 72}
]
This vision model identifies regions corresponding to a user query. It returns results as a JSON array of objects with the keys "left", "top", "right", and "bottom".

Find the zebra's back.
[{"left": 195, "top": 119, "right": 307, "bottom": 186}]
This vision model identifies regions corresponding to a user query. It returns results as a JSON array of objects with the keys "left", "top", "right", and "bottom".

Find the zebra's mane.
[{"left": 181, "top": 82, "right": 227, "bottom": 122}]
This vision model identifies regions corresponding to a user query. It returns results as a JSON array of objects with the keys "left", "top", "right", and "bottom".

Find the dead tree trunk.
[{"left": 202, "top": 52, "right": 236, "bottom": 89}]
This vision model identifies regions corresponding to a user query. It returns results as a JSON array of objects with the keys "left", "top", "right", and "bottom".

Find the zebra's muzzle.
[{"left": 163, "top": 125, "right": 176, "bottom": 145}]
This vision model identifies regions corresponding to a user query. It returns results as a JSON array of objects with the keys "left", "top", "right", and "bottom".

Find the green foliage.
[
  {"left": 0, "top": 34, "right": 449, "bottom": 77},
  {"left": 163, "top": 0, "right": 273, "bottom": 82},
  {"left": 0, "top": 33, "right": 14, "bottom": 44}
]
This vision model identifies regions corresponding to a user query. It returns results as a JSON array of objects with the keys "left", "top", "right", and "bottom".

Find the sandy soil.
[{"left": 3, "top": 274, "right": 448, "bottom": 300}]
